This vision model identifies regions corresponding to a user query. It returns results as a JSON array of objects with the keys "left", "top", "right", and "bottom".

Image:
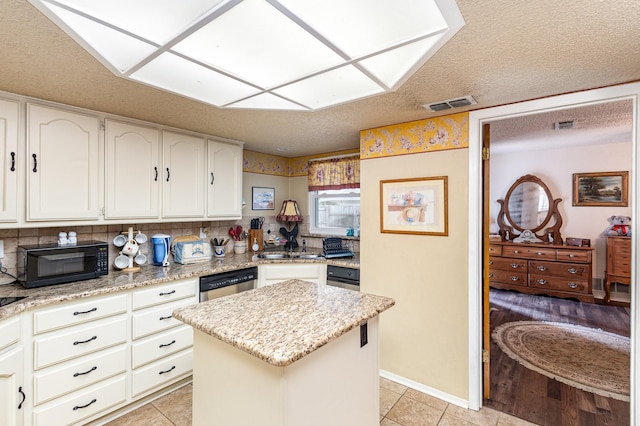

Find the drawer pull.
[
  {"left": 489, "top": 273, "right": 494, "bottom": 278},
  {"left": 569, "top": 254, "right": 575, "bottom": 258},
  {"left": 159, "top": 315, "right": 173, "bottom": 321},
  {"left": 510, "top": 276, "right": 519, "bottom": 282},
  {"left": 513, "top": 250, "right": 520, "bottom": 254},
  {"left": 159, "top": 365, "right": 176, "bottom": 375},
  {"left": 537, "top": 279, "right": 547, "bottom": 285},
  {"left": 159, "top": 340, "right": 176, "bottom": 348},
  {"left": 537, "top": 265, "right": 547, "bottom": 271},
  {"left": 73, "top": 307, "right": 97, "bottom": 316},
  {"left": 18, "top": 386, "right": 25, "bottom": 410},
  {"left": 568, "top": 268, "right": 578, "bottom": 274},
  {"left": 568, "top": 282, "right": 578, "bottom": 289},
  {"left": 73, "top": 398, "right": 97, "bottom": 411},
  {"left": 73, "top": 336, "right": 97, "bottom": 345},
  {"left": 489, "top": 260, "right": 493, "bottom": 265},
  {"left": 73, "top": 366, "right": 98, "bottom": 377},
  {"left": 536, "top": 252, "right": 543, "bottom": 256},
  {"left": 510, "top": 263, "right": 519, "bottom": 269},
  {"left": 159, "top": 290, "right": 176, "bottom": 296}
]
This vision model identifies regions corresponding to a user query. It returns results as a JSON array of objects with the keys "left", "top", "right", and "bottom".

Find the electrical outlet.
[{"left": 0, "top": 240, "right": 4, "bottom": 258}]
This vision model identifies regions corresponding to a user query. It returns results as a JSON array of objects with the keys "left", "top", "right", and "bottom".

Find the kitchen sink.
[{"left": 257, "top": 252, "right": 323, "bottom": 260}]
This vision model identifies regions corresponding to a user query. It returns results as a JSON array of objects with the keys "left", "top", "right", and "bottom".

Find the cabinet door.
[
  {"left": 105, "top": 119, "right": 160, "bottom": 219},
  {"left": 207, "top": 140, "right": 242, "bottom": 218},
  {"left": 0, "top": 346, "right": 25, "bottom": 426},
  {"left": 162, "top": 131, "right": 205, "bottom": 218},
  {"left": 27, "top": 104, "right": 99, "bottom": 221},
  {"left": 0, "top": 98, "right": 19, "bottom": 222}
]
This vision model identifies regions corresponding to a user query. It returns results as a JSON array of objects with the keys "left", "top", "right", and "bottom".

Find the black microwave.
[{"left": 17, "top": 240, "right": 109, "bottom": 288}]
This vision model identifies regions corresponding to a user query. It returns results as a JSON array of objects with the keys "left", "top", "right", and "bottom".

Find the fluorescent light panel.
[{"left": 29, "top": 0, "right": 464, "bottom": 111}]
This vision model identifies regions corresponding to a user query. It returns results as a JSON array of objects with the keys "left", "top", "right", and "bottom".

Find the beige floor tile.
[
  {"left": 171, "top": 412, "right": 192, "bottom": 426},
  {"left": 380, "top": 386, "right": 404, "bottom": 417},
  {"left": 104, "top": 403, "right": 170, "bottom": 426},
  {"left": 444, "top": 404, "right": 500, "bottom": 425},
  {"left": 496, "top": 412, "right": 539, "bottom": 426},
  {"left": 386, "top": 395, "right": 445, "bottom": 426},
  {"left": 437, "top": 413, "right": 477, "bottom": 425},
  {"left": 381, "top": 377, "right": 409, "bottom": 394},
  {"left": 381, "top": 417, "right": 404, "bottom": 426},
  {"left": 151, "top": 384, "right": 192, "bottom": 423},
  {"left": 404, "top": 388, "right": 449, "bottom": 411}
]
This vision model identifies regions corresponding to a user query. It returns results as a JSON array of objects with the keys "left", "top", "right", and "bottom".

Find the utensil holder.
[{"left": 233, "top": 240, "right": 247, "bottom": 254}]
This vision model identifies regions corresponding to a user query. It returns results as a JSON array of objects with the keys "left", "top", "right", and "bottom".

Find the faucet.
[{"left": 302, "top": 239, "right": 307, "bottom": 252}]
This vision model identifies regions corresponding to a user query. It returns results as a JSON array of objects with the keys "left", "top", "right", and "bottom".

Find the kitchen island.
[{"left": 173, "top": 279, "right": 394, "bottom": 426}]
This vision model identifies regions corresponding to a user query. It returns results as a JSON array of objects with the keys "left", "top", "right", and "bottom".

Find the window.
[{"left": 309, "top": 188, "right": 360, "bottom": 235}]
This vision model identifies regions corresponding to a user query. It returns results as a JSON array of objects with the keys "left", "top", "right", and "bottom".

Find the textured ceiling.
[{"left": 1, "top": 0, "right": 639, "bottom": 157}]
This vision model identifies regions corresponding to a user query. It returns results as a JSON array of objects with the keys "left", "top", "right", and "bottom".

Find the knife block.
[{"left": 249, "top": 229, "right": 264, "bottom": 251}]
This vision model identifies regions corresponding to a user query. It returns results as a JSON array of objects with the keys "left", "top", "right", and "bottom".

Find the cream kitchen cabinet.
[
  {"left": 162, "top": 130, "right": 206, "bottom": 218},
  {"left": 0, "top": 98, "right": 19, "bottom": 222},
  {"left": 26, "top": 103, "right": 100, "bottom": 221},
  {"left": 207, "top": 139, "right": 243, "bottom": 219},
  {"left": 105, "top": 119, "right": 160, "bottom": 220},
  {"left": 257, "top": 263, "right": 327, "bottom": 288},
  {"left": 0, "top": 316, "right": 25, "bottom": 426}
]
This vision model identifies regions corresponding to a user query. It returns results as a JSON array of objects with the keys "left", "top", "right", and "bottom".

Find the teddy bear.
[{"left": 604, "top": 215, "right": 632, "bottom": 237}]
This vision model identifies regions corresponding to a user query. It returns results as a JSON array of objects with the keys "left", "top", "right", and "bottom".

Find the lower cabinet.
[
  {"left": 257, "top": 263, "right": 327, "bottom": 288},
  {"left": 0, "top": 345, "right": 25, "bottom": 426}
]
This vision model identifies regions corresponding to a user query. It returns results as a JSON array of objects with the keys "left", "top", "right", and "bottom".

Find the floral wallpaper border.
[
  {"left": 359, "top": 112, "right": 469, "bottom": 159},
  {"left": 243, "top": 148, "right": 360, "bottom": 177}
]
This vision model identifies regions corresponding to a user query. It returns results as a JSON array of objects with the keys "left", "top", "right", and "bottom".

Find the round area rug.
[{"left": 492, "top": 321, "right": 630, "bottom": 401}]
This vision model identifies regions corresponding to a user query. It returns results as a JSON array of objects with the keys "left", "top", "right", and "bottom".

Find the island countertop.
[{"left": 172, "top": 279, "right": 394, "bottom": 367}]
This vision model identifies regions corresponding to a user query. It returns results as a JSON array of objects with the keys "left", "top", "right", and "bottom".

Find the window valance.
[{"left": 308, "top": 156, "right": 360, "bottom": 191}]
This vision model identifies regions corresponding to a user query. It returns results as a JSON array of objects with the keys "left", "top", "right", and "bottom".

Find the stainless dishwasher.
[
  {"left": 326, "top": 265, "right": 360, "bottom": 291},
  {"left": 199, "top": 266, "right": 258, "bottom": 302}
]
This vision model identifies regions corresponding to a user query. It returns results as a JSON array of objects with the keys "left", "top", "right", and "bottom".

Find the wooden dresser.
[
  {"left": 605, "top": 236, "right": 631, "bottom": 304},
  {"left": 489, "top": 242, "right": 594, "bottom": 303}
]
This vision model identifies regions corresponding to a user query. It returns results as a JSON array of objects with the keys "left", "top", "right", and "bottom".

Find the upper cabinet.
[
  {"left": 162, "top": 131, "right": 206, "bottom": 219},
  {"left": 105, "top": 120, "right": 160, "bottom": 220},
  {"left": 27, "top": 104, "right": 100, "bottom": 221},
  {"left": 207, "top": 139, "right": 242, "bottom": 219},
  {"left": 0, "top": 99, "right": 19, "bottom": 222}
]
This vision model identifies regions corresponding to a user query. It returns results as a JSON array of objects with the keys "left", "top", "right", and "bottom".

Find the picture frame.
[
  {"left": 572, "top": 171, "right": 628, "bottom": 207},
  {"left": 252, "top": 187, "right": 275, "bottom": 210},
  {"left": 380, "top": 176, "right": 448, "bottom": 236}
]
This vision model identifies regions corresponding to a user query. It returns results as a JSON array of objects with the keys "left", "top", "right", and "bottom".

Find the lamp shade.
[{"left": 277, "top": 200, "right": 303, "bottom": 222}]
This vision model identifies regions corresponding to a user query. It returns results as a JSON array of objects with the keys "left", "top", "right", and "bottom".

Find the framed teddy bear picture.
[{"left": 572, "top": 171, "right": 628, "bottom": 207}]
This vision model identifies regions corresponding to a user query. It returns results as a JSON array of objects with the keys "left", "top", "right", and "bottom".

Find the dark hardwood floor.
[{"left": 484, "top": 289, "right": 631, "bottom": 426}]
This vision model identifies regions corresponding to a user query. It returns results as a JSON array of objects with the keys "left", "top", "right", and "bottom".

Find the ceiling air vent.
[
  {"left": 554, "top": 120, "right": 575, "bottom": 130},
  {"left": 424, "top": 95, "right": 476, "bottom": 112}
]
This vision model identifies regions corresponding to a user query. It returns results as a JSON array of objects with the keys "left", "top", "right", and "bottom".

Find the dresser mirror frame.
[{"left": 496, "top": 174, "right": 563, "bottom": 244}]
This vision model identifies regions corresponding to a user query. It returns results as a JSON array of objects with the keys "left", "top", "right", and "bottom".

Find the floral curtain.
[{"left": 308, "top": 156, "right": 360, "bottom": 191}]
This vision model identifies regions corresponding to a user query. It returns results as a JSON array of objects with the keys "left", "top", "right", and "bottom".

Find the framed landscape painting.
[
  {"left": 380, "top": 176, "right": 448, "bottom": 236},
  {"left": 572, "top": 171, "right": 628, "bottom": 207}
]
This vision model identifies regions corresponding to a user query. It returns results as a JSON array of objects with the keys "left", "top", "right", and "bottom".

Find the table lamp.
[{"left": 277, "top": 200, "right": 303, "bottom": 250}]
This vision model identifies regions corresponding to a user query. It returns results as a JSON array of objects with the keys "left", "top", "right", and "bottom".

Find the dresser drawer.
[
  {"left": 132, "top": 297, "right": 195, "bottom": 340},
  {"left": 489, "top": 257, "right": 527, "bottom": 273},
  {"left": 33, "top": 293, "right": 128, "bottom": 335},
  {"left": 33, "top": 375, "right": 126, "bottom": 426},
  {"left": 530, "top": 261, "right": 590, "bottom": 279},
  {"left": 33, "top": 345, "right": 127, "bottom": 405},
  {"left": 34, "top": 316, "right": 127, "bottom": 370},
  {"left": 488, "top": 245, "right": 502, "bottom": 256},
  {"left": 0, "top": 316, "right": 20, "bottom": 351},
  {"left": 529, "top": 275, "right": 590, "bottom": 294},
  {"left": 132, "top": 278, "right": 197, "bottom": 310},
  {"left": 557, "top": 249, "right": 591, "bottom": 263},
  {"left": 502, "top": 245, "right": 556, "bottom": 260},
  {"left": 131, "top": 349, "right": 192, "bottom": 397},
  {"left": 132, "top": 324, "right": 193, "bottom": 368},
  {"left": 489, "top": 270, "right": 528, "bottom": 287}
]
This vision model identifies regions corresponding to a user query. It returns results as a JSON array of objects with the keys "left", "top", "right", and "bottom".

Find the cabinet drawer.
[
  {"left": 33, "top": 346, "right": 126, "bottom": 405},
  {"left": 132, "top": 298, "right": 195, "bottom": 340},
  {"left": 502, "top": 245, "right": 556, "bottom": 260},
  {"left": 530, "top": 261, "right": 590, "bottom": 279},
  {"left": 132, "top": 278, "right": 197, "bottom": 310},
  {"left": 488, "top": 245, "right": 502, "bottom": 256},
  {"left": 0, "top": 316, "right": 20, "bottom": 351},
  {"left": 34, "top": 316, "right": 127, "bottom": 370},
  {"left": 132, "top": 325, "right": 193, "bottom": 368},
  {"left": 529, "top": 275, "right": 590, "bottom": 294},
  {"left": 557, "top": 249, "right": 591, "bottom": 263},
  {"left": 489, "top": 270, "right": 528, "bottom": 287},
  {"left": 33, "top": 293, "right": 128, "bottom": 335},
  {"left": 132, "top": 349, "right": 192, "bottom": 397},
  {"left": 33, "top": 375, "right": 126, "bottom": 426},
  {"left": 489, "top": 257, "right": 527, "bottom": 273}
]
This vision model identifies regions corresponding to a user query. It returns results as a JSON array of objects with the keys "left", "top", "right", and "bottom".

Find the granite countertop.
[
  {"left": 172, "top": 279, "right": 394, "bottom": 367},
  {"left": 0, "top": 252, "right": 360, "bottom": 320}
]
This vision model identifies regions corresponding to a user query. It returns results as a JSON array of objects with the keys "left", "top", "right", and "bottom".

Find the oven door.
[
  {"left": 22, "top": 247, "right": 99, "bottom": 288},
  {"left": 326, "top": 266, "right": 360, "bottom": 292}
]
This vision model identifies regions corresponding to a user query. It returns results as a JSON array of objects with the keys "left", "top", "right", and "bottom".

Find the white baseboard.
[{"left": 379, "top": 369, "right": 470, "bottom": 410}]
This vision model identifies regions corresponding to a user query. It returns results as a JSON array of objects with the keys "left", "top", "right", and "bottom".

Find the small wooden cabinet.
[
  {"left": 605, "top": 236, "right": 631, "bottom": 304},
  {"left": 489, "top": 242, "right": 594, "bottom": 303}
]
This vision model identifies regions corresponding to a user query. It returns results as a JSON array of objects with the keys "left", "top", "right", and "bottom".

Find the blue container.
[{"left": 151, "top": 234, "right": 171, "bottom": 266}]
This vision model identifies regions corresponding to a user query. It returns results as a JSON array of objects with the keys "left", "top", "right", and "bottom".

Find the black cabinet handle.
[
  {"left": 154, "top": 166, "right": 158, "bottom": 181},
  {"left": 73, "top": 335, "right": 97, "bottom": 345},
  {"left": 73, "top": 366, "right": 97, "bottom": 377},
  {"left": 166, "top": 167, "right": 170, "bottom": 182},
  {"left": 32, "top": 153, "right": 37, "bottom": 172},
  {"left": 159, "top": 340, "right": 176, "bottom": 348},
  {"left": 211, "top": 172, "right": 214, "bottom": 185},
  {"left": 73, "top": 307, "right": 97, "bottom": 316},
  {"left": 10, "top": 152, "right": 15, "bottom": 172},
  {"left": 159, "top": 366, "right": 176, "bottom": 375},
  {"left": 159, "top": 315, "right": 172, "bottom": 321},
  {"left": 159, "top": 290, "right": 176, "bottom": 296},
  {"left": 18, "top": 386, "right": 25, "bottom": 409},
  {"left": 73, "top": 398, "right": 97, "bottom": 410}
]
